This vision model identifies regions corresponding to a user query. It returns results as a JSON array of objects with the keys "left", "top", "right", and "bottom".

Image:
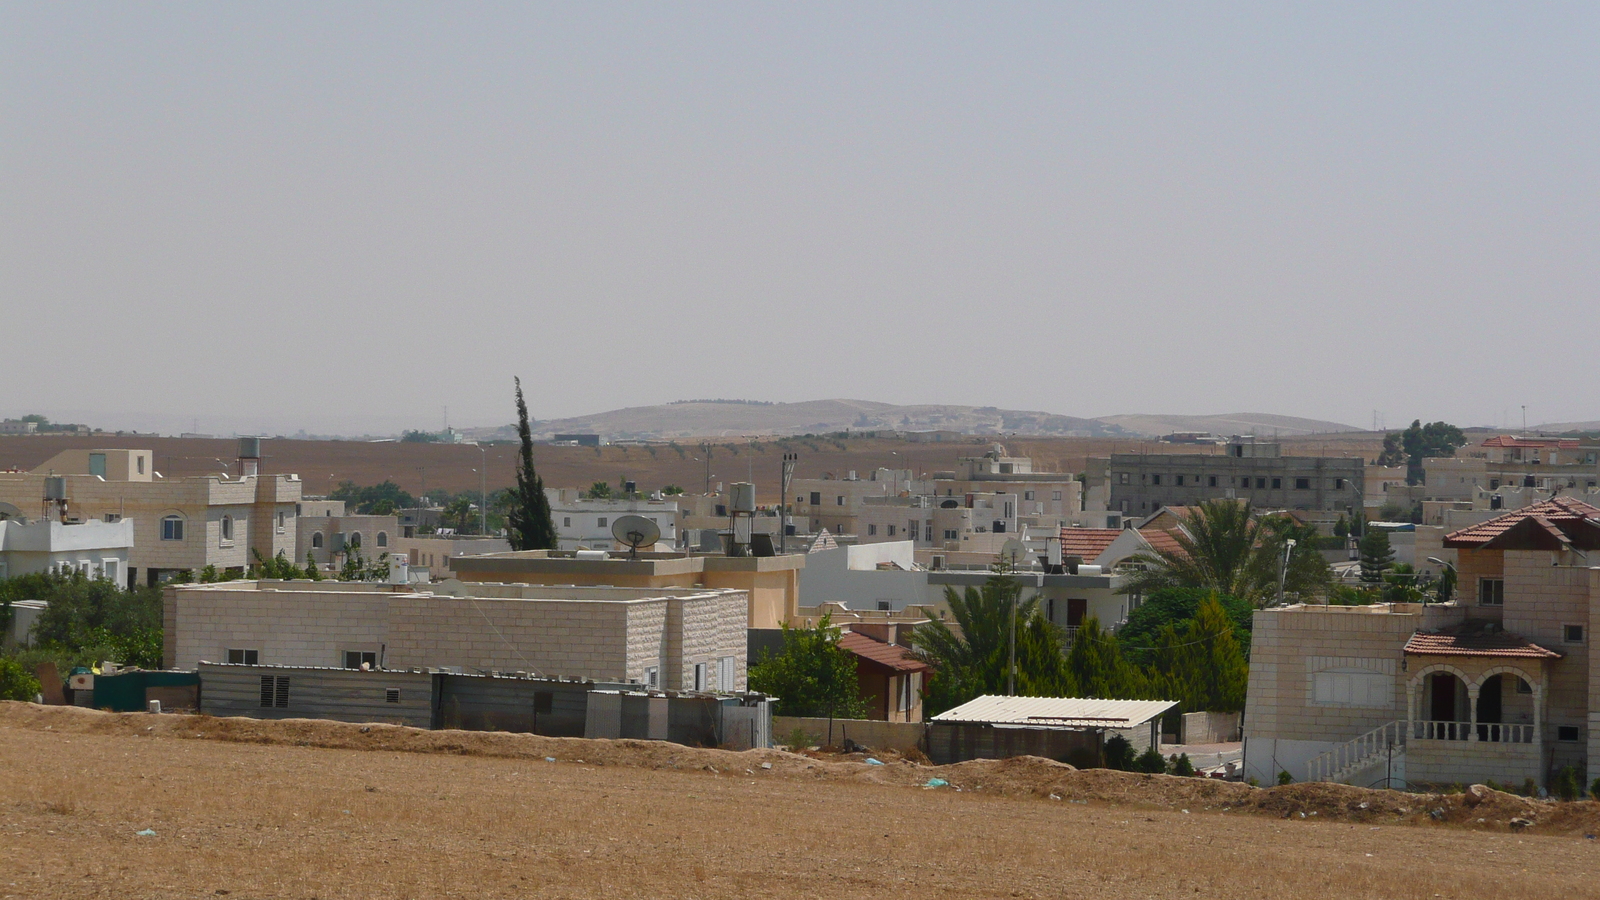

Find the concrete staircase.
[{"left": 1307, "top": 721, "right": 1406, "bottom": 785}]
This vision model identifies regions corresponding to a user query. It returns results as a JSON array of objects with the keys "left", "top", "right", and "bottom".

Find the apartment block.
[{"left": 1107, "top": 436, "right": 1362, "bottom": 517}]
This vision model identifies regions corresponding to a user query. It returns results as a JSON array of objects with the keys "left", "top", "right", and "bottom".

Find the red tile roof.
[
  {"left": 1139, "top": 527, "right": 1186, "bottom": 557},
  {"left": 1481, "top": 435, "right": 1579, "bottom": 449},
  {"left": 1404, "top": 630, "right": 1562, "bottom": 660},
  {"left": 1442, "top": 497, "right": 1600, "bottom": 549},
  {"left": 837, "top": 631, "right": 930, "bottom": 673},
  {"left": 1058, "top": 528, "right": 1123, "bottom": 559}
]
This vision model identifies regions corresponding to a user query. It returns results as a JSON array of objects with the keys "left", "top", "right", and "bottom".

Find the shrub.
[
  {"left": 1277, "top": 770, "right": 1293, "bottom": 786},
  {"left": 1102, "top": 734, "right": 1135, "bottom": 771},
  {"left": 1135, "top": 746, "right": 1166, "bottom": 774},
  {"left": 1590, "top": 777, "right": 1600, "bottom": 802},
  {"left": 1554, "top": 766, "right": 1582, "bottom": 802},
  {"left": 1522, "top": 777, "right": 1538, "bottom": 797},
  {"left": 0, "top": 657, "right": 42, "bottom": 702},
  {"left": 783, "top": 727, "right": 812, "bottom": 751},
  {"left": 1171, "top": 753, "right": 1196, "bottom": 777}
]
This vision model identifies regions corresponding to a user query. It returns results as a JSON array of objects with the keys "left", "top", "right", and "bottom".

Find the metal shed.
[
  {"left": 198, "top": 662, "right": 438, "bottom": 728},
  {"left": 928, "top": 695, "right": 1178, "bottom": 766},
  {"left": 437, "top": 674, "right": 625, "bottom": 736}
]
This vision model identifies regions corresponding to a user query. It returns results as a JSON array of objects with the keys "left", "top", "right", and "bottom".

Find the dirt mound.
[{"left": 7, "top": 702, "right": 1600, "bottom": 837}]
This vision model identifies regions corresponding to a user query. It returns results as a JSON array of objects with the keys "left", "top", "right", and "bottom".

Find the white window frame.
[
  {"left": 1478, "top": 578, "right": 1504, "bottom": 606},
  {"left": 161, "top": 515, "right": 185, "bottom": 541},
  {"left": 693, "top": 662, "right": 708, "bottom": 692},
  {"left": 227, "top": 648, "right": 260, "bottom": 665}
]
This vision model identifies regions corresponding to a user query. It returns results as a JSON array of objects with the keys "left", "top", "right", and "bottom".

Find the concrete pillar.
[
  {"left": 1405, "top": 681, "right": 1417, "bottom": 739},
  {"left": 1467, "top": 684, "right": 1480, "bottom": 742}
]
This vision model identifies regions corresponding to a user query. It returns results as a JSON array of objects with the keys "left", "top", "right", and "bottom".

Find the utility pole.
[{"left": 779, "top": 452, "right": 797, "bottom": 554}]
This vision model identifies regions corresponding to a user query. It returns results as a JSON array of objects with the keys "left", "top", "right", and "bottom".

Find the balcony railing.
[{"left": 1411, "top": 720, "right": 1534, "bottom": 743}]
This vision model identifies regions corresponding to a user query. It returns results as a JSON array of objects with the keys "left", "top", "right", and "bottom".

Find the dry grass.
[{"left": 1, "top": 703, "right": 1595, "bottom": 899}]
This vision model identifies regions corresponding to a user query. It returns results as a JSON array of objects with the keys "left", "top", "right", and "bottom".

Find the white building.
[
  {"left": 0, "top": 516, "right": 135, "bottom": 582},
  {"left": 545, "top": 489, "right": 677, "bottom": 552}
]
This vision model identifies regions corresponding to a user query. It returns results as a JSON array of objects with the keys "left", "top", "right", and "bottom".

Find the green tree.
[
  {"left": 1117, "top": 587, "right": 1253, "bottom": 667},
  {"left": 15, "top": 571, "right": 164, "bottom": 669},
  {"left": 506, "top": 377, "right": 558, "bottom": 551},
  {"left": 0, "top": 658, "right": 42, "bottom": 701},
  {"left": 1064, "top": 618, "right": 1148, "bottom": 700},
  {"left": 661, "top": 484, "right": 685, "bottom": 496},
  {"left": 330, "top": 480, "right": 416, "bottom": 515},
  {"left": 909, "top": 576, "right": 1073, "bottom": 715},
  {"left": 442, "top": 496, "right": 477, "bottom": 533},
  {"left": 18, "top": 413, "right": 48, "bottom": 426},
  {"left": 584, "top": 481, "right": 614, "bottom": 500},
  {"left": 1135, "top": 746, "right": 1167, "bottom": 773},
  {"left": 1397, "top": 419, "right": 1467, "bottom": 485},
  {"left": 747, "top": 613, "right": 868, "bottom": 719},
  {"left": 1332, "top": 515, "right": 1348, "bottom": 539},
  {"left": 1376, "top": 432, "right": 1405, "bottom": 467},
  {"left": 1147, "top": 597, "right": 1249, "bottom": 713},
  {"left": 400, "top": 430, "right": 442, "bottom": 443},
  {"left": 304, "top": 551, "right": 323, "bottom": 581},
  {"left": 1359, "top": 530, "right": 1395, "bottom": 583},
  {"left": 1125, "top": 501, "right": 1329, "bottom": 607}
]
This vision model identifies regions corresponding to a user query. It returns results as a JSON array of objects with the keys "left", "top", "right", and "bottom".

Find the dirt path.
[{"left": 2, "top": 704, "right": 1596, "bottom": 899}]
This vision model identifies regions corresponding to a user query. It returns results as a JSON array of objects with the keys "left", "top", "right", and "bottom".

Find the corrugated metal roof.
[{"left": 931, "top": 695, "right": 1177, "bottom": 729}]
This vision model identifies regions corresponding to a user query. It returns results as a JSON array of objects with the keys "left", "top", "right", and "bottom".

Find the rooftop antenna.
[{"left": 611, "top": 515, "right": 661, "bottom": 560}]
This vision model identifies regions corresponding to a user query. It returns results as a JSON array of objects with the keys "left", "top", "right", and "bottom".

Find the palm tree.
[
  {"left": 910, "top": 575, "right": 1072, "bottom": 715},
  {"left": 1126, "top": 500, "right": 1329, "bottom": 606}
]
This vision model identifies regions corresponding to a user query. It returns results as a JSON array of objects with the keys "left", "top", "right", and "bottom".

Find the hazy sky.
[{"left": 4, "top": 3, "right": 1596, "bottom": 434}]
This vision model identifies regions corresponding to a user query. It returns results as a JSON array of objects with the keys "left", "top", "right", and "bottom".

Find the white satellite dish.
[
  {"left": 999, "top": 538, "right": 1026, "bottom": 571},
  {"left": 611, "top": 515, "right": 661, "bottom": 559}
]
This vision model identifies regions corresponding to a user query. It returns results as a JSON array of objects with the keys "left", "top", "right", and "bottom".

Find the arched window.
[
  {"left": 161, "top": 515, "right": 185, "bottom": 541},
  {"left": 376, "top": 531, "right": 388, "bottom": 548},
  {"left": 311, "top": 532, "right": 324, "bottom": 549},
  {"left": 220, "top": 515, "right": 234, "bottom": 542},
  {"left": 349, "top": 532, "right": 363, "bottom": 549}
]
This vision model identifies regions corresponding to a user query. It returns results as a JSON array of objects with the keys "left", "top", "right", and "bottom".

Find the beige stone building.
[
  {"left": 164, "top": 579, "right": 747, "bottom": 692},
  {"left": 1244, "top": 497, "right": 1600, "bottom": 789},
  {"left": 450, "top": 549, "right": 805, "bottom": 629},
  {"left": 0, "top": 446, "right": 300, "bottom": 586}
]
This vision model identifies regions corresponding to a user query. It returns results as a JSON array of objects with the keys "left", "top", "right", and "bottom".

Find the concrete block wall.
[
  {"left": 169, "top": 587, "right": 390, "bottom": 669},
  {"left": 389, "top": 594, "right": 636, "bottom": 682}
]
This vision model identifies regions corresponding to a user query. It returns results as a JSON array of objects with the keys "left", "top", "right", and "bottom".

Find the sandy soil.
[{"left": 2, "top": 703, "right": 1596, "bottom": 899}]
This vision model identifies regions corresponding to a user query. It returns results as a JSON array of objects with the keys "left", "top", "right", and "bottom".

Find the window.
[
  {"left": 1311, "top": 670, "right": 1392, "bottom": 708},
  {"left": 867, "top": 524, "right": 877, "bottom": 536},
  {"left": 886, "top": 525, "right": 896, "bottom": 536},
  {"left": 644, "top": 666, "right": 659, "bottom": 689},
  {"left": 1118, "top": 473, "right": 1130, "bottom": 484},
  {"left": 877, "top": 600, "right": 892, "bottom": 611},
  {"left": 1564, "top": 624, "right": 1585, "bottom": 644},
  {"left": 1024, "top": 491, "right": 1035, "bottom": 501},
  {"left": 344, "top": 650, "right": 378, "bottom": 669},
  {"left": 717, "top": 657, "right": 736, "bottom": 692},
  {"left": 1175, "top": 475, "right": 1184, "bottom": 487},
  {"left": 137, "top": 456, "right": 145, "bottom": 475},
  {"left": 1257, "top": 478, "right": 1267, "bottom": 489},
  {"left": 534, "top": 691, "right": 554, "bottom": 714},
  {"left": 1558, "top": 725, "right": 1580, "bottom": 742},
  {"left": 260, "top": 675, "right": 290, "bottom": 708},
  {"left": 161, "top": 515, "right": 185, "bottom": 541},
  {"left": 89, "top": 453, "right": 106, "bottom": 478},
  {"left": 597, "top": 517, "right": 607, "bottom": 528},
  {"left": 1478, "top": 578, "right": 1504, "bottom": 606},
  {"left": 1208, "top": 476, "right": 1217, "bottom": 487},
  {"left": 227, "top": 648, "right": 259, "bottom": 665},
  {"left": 1295, "top": 478, "right": 1311, "bottom": 490},
  {"left": 376, "top": 531, "right": 388, "bottom": 548},
  {"left": 277, "top": 511, "right": 285, "bottom": 534},
  {"left": 385, "top": 688, "right": 401, "bottom": 704},
  {"left": 311, "top": 532, "right": 323, "bottom": 549},
  {"left": 1516, "top": 678, "right": 1532, "bottom": 695},
  {"left": 1334, "top": 478, "right": 1345, "bottom": 490},
  {"left": 1271, "top": 478, "right": 1282, "bottom": 489},
  {"left": 349, "top": 531, "right": 362, "bottom": 549},
  {"left": 810, "top": 492, "right": 821, "bottom": 505},
  {"left": 220, "top": 515, "right": 234, "bottom": 543},
  {"left": 943, "top": 529, "right": 958, "bottom": 540},
  {"left": 836, "top": 496, "right": 844, "bottom": 506},
  {"left": 563, "top": 517, "right": 571, "bottom": 527},
  {"left": 1052, "top": 491, "right": 1061, "bottom": 501},
  {"left": 693, "top": 662, "right": 708, "bottom": 692},
  {"left": 1150, "top": 474, "right": 1162, "bottom": 486},
  {"left": 104, "top": 513, "right": 121, "bottom": 523}
]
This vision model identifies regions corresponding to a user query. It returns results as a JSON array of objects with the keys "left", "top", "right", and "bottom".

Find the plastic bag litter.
[
  {"left": 136, "top": 829, "right": 157, "bottom": 836},
  {"left": 924, "top": 778, "right": 948, "bottom": 788},
  {"left": 865, "top": 758, "right": 884, "bottom": 766}
]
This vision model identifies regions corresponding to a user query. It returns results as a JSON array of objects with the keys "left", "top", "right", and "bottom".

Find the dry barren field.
[{"left": 3, "top": 704, "right": 1597, "bottom": 899}]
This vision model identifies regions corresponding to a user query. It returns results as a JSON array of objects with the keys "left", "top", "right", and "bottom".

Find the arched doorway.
[{"left": 1424, "top": 671, "right": 1468, "bottom": 740}]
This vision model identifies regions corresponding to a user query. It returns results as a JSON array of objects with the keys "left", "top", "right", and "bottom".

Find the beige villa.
[{"left": 1243, "top": 497, "right": 1598, "bottom": 789}]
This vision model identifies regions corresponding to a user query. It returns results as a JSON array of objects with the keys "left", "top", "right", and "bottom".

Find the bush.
[
  {"left": 1590, "top": 777, "right": 1600, "bottom": 802},
  {"left": 1135, "top": 746, "right": 1166, "bottom": 774},
  {"left": 1103, "top": 734, "right": 1135, "bottom": 771},
  {"left": 1170, "top": 753, "right": 1196, "bottom": 777},
  {"left": 1277, "top": 770, "right": 1293, "bottom": 786},
  {"left": 1554, "top": 766, "right": 1582, "bottom": 802},
  {"left": 0, "top": 657, "right": 42, "bottom": 701}
]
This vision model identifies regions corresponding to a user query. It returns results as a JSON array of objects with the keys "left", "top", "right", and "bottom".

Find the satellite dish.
[
  {"left": 999, "top": 538, "right": 1026, "bottom": 571},
  {"left": 611, "top": 515, "right": 661, "bottom": 559}
]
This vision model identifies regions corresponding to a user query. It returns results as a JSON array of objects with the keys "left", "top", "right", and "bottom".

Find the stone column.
[
  {"left": 1467, "top": 683, "right": 1479, "bottom": 742},
  {"left": 1405, "top": 680, "right": 1417, "bottom": 740}
]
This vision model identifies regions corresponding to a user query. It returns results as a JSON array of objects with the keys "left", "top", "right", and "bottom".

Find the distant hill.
[
  {"left": 1095, "top": 412, "right": 1360, "bottom": 438},
  {"left": 1533, "top": 421, "right": 1600, "bottom": 435},
  {"left": 462, "top": 400, "right": 1358, "bottom": 442}
]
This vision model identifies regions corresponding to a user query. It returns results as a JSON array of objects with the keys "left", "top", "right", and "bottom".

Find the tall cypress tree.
[{"left": 507, "top": 377, "right": 558, "bottom": 551}]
